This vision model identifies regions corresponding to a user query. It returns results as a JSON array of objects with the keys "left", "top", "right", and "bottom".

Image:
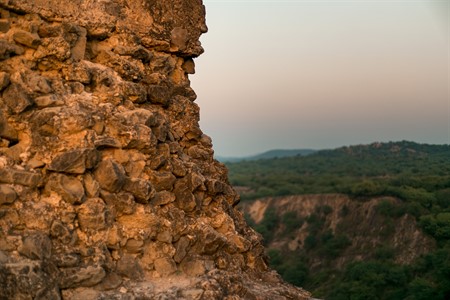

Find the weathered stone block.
[
  {"left": 0, "top": 71, "right": 10, "bottom": 91},
  {"left": 77, "top": 198, "right": 107, "bottom": 231},
  {"left": 59, "top": 266, "right": 106, "bottom": 288},
  {"left": 19, "top": 233, "right": 52, "bottom": 260},
  {"left": 174, "top": 236, "right": 191, "bottom": 263},
  {"left": 50, "top": 220, "right": 72, "bottom": 244},
  {"left": 13, "top": 30, "right": 41, "bottom": 48},
  {"left": 148, "top": 171, "right": 176, "bottom": 192},
  {"left": 122, "top": 177, "right": 155, "bottom": 204},
  {"left": 0, "top": 168, "right": 42, "bottom": 187},
  {"left": 48, "top": 148, "right": 100, "bottom": 174},
  {"left": 0, "top": 19, "right": 10, "bottom": 32},
  {"left": 151, "top": 191, "right": 176, "bottom": 206},
  {"left": 147, "top": 85, "right": 172, "bottom": 106},
  {"left": 154, "top": 257, "right": 177, "bottom": 277},
  {"left": 94, "top": 159, "right": 125, "bottom": 192},
  {"left": 116, "top": 255, "right": 144, "bottom": 280},
  {"left": 101, "top": 191, "right": 135, "bottom": 216},
  {"left": 2, "top": 83, "right": 33, "bottom": 114},
  {"left": 46, "top": 174, "right": 85, "bottom": 204},
  {"left": 0, "top": 185, "right": 17, "bottom": 205},
  {"left": 0, "top": 40, "right": 24, "bottom": 60}
]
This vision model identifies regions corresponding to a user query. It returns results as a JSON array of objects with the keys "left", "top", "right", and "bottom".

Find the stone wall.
[{"left": 0, "top": 1, "right": 309, "bottom": 299}]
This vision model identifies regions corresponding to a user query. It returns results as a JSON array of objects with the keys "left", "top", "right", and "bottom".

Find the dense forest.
[{"left": 226, "top": 141, "right": 450, "bottom": 299}]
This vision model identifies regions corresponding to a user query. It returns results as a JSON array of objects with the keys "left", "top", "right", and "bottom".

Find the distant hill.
[
  {"left": 216, "top": 148, "right": 316, "bottom": 162},
  {"left": 229, "top": 141, "right": 450, "bottom": 299}
]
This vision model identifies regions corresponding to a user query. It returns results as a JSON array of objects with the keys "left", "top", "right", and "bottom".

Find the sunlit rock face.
[{"left": 0, "top": 1, "right": 309, "bottom": 299}]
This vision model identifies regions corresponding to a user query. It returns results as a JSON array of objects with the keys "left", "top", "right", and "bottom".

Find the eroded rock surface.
[{"left": 0, "top": 1, "right": 310, "bottom": 299}]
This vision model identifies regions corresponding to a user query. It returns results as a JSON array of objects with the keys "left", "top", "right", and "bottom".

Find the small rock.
[
  {"left": 182, "top": 58, "right": 195, "bottom": 74},
  {"left": 151, "top": 191, "right": 176, "bottom": 206},
  {"left": 147, "top": 85, "right": 172, "bottom": 106},
  {"left": 174, "top": 236, "right": 191, "bottom": 263},
  {"left": 101, "top": 191, "right": 135, "bottom": 216},
  {"left": 94, "top": 159, "right": 126, "bottom": 192},
  {"left": 116, "top": 255, "right": 144, "bottom": 280},
  {"left": 34, "top": 94, "right": 63, "bottom": 108},
  {"left": 59, "top": 266, "right": 106, "bottom": 288},
  {"left": 77, "top": 198, "right": 107, "bottom": 231},
  {"left": 154, "top": 257, "right": 177, "bottom": 277},
  {"left": 96, "top": 272, "right": 122, "bottom": 291},
  {"left": 50, "top": 220, "right": 72, "bottom": 244},
  {"left": 13, "top": 30, "right": 41, "bottom": 48},
  {"left": 0, "top": 185, "right": 16, "bottom": 205},
  {"left": 0, "top": 71, "right": 10, "bottom": 91},
  {"left": 122, "top": 177, "right": 155, "bottom": 204},
  {"left": 0, "top": 168, "right": 42, "bottom": 187},
  {"left": 48, "top": 148, "right": 100, "bottom": 174},
  {"left": 0, "top": 19, "right": 10, "bottom": 32},
  {"left": 2, "top": 84, "right": 33, "bottom": 114},
  {"left": 19, "top": 233, "right": 52, "bottom": 260},
  {"left": 54, "top": 253, "right": 80, "bottom": 268},
  {"left": 46, "top": 174, "right": 85, "bottom": 204},
  {"left": 125, "top": 239, "right": 144, "bottom": 253}
]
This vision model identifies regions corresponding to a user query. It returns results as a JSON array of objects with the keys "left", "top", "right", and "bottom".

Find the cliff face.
[{"left": 0, "top": 1, "right": 309, "bottom": 299}]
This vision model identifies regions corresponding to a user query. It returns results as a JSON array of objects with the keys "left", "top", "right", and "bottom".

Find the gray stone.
[
  {"left": 77, "top": 198, "right": 107, "bottom": 231},
  {"left": 0, "top": 185, "right": 16, "bottom": 205},
  {"left": 19, "top": 233, "right": 52, "bottom": 260},
  {"left": 48, "top": 148, "right": 100, "bottom": 174},
  {"left": 94, "top": 159, "right": 126, "bottom": 192},
  {"left": 46, "top": 174, "right": 85, "bottom": 204},
  {"left": 59, "top": 266, "right": 106, "bottom": 288},
  {"left": 13, "top": 30, "right": 41, "bottom": 48}
]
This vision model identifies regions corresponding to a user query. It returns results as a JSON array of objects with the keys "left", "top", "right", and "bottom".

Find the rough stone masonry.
[{"left": 0, "top": 1, "right": 310, "bottom": 299}]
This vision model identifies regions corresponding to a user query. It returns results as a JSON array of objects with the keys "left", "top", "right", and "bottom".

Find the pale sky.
[{"left": 190, "top": 0, "right": 450, "bottom": 157}]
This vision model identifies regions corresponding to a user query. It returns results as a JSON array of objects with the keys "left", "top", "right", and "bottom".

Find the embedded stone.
[
  {"left": 0, "top": 72, "right": 10, "bottom": 91},
  {"left": 151, "top": 191, "right": 176, "bottom": 206},
  {"left": 174, "top": 236, "right": 191, "bottom": 263},
  {"left": 0, "top": 40, "right": 24, "bottom": 60},
  {"left": 34, "top": 94, "right": 63, "bottom": 107},
  {"left": 122, "top": 177, "right": 155, "bottom": 204},
  {"left": 13, "top": 30, "right": 41, "bottom": 48},
  {"left": 125, "top": 239, "right": 144, "bottom": 253},
  {"left": 19, "top": 233, "right": 52, "bottom": 260},
  {"left": 2, "top": 84, "right": 33, "bottom": 114},
  {"left": 48, "top": 149, "right": 100, "bottom": 174},
  {"left": 154, "top": 257, "right": 177, "bottom": 277},
  {"left": 0, "top": 19, "right": 10, "bottom": 32},
  {"left": 50, "top": 220, "right": 72, "bottom": 244},
  {"left": 0, "top": 168, "right": 42, "bottom": 187},
  {"left": 0, "top": 185, "right": 17, "bottom": 205},
  {"left": 94, "top": 159, "right": 125, "bottom": 192},
  {"left": 59, "top": 266, "right": 106, "bottom": 288},
  {"left": 46, "top": 174, "right": 85, "bottom": 204},
  {"left": 147, "top": 85, "right": 171, "bottom": 106},
  {"left": 116, "top": 255, "right": 144, "bottom": 280},
  {"left": 100, "top": 191, "right": 135, "bottom": 215},
  {"left": 148, "top": 171, "right": 176, "bottom": 192},
  {"left": 77, "top": 198, "right": 107, "bottom": 231}
]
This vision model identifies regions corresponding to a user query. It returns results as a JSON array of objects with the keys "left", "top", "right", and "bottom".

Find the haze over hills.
[{"left": 216, "top": 148, "right": 317, "bottom": 162}]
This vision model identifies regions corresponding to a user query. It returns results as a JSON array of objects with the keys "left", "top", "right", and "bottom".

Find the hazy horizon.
[{"left": 191, "top": 0, "right": 449, "bottom": 157}]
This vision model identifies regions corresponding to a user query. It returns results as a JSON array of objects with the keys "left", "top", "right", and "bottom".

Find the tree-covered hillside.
[{"left": 226, "top": 141, "right": 450, "bottom": 300}]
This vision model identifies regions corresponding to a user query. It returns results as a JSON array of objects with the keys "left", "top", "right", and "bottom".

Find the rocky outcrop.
[{"left": 0, "top": 1, "right": 309, "bottom": 299}]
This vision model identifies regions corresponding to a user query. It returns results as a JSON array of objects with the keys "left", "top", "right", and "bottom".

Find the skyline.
[{"left": 190, "top": 0, "right": 449, "bottom": 157}]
